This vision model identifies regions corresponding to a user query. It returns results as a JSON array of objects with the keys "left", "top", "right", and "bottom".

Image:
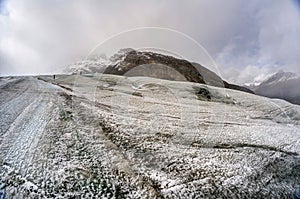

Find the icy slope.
[
  {"left": 0, "top": 74, "right": 299, "bottom": 198},
  {"left": 251, "top": 71, "right": 300, "bottom": 105}
]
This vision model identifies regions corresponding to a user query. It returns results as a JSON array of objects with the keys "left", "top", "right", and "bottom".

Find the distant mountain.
[
  {"left": 64, "top": 54, "right": 108, "bottom": 74},
  {"left": 65, "top": 48, "right": 254, "bottom": 94},
  {"left": 103, "top": 49, "right": 253, "bottom": 94},
  {"left": 251, "top": 71, "right": 300, "bottom": 105}
]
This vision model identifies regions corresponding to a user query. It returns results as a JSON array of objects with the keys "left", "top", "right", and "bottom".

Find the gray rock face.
[
  {"left": 252, "top": 71, "right": 300, "bottom": 105},
  {"left": 66, "top": 48, "right": 254, "bottom": 94},
  {"left": 104, "top": 49, "right": 206, "bottom": 84},
  {"left": 0, "top": 74, "right": 299, "bottom": 198},
  {"left": 103, "top": 49, "right": 254, "bottom": 94}
]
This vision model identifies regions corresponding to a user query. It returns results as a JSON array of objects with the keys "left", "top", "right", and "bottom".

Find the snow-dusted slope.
[
  {"left": 0, "top": 74, "right": 299, "bottom": 198},
  {"left": 260, "top": 71, "right": 298, "bottom": 85},
  {"left": 64, "top": 54, "right": 109, "bottom": 74},
  {"left": 63, "top": 50, "right": 130, "bottom": 75},
  {"left": 252, "top": 71, "right": 300, "bottom": 105}
]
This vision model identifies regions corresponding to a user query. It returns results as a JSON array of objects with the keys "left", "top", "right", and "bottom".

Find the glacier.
[{"left": 0, "top": 74, "right": 299, "bottom": 198}]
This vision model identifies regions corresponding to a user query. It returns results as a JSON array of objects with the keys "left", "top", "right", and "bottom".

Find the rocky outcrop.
[
  {"left": 103, "top": 49, "right": 254, "bottom": 94},
  {"left": 104, "top": 49, "right": 205, "bottom": 84}
]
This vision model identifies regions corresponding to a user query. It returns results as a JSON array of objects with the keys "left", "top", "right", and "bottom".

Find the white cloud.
[
  {"left": 221, "top": 64, "right": 278, "bottom": 85},
  {"left": 216, "top": 0, "right": 300, "bottom": 84},
  {"left": 0, "top": 0, "right": 299, "bottom": 84}
]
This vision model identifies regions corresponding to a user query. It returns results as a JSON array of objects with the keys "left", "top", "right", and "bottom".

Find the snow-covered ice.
[{"left": 0, "top": 74, "right": 299, "bottom": 198}]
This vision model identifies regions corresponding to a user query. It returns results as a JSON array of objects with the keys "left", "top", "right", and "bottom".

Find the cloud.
[
  {"left": 221, "top": 64, "right": 278, "bottom": 85},
  {"left": 216, "top": 0, "right": 300, "bottom": 84},
  {"left": 0, "top": 0, "right": 299, "bottom": 84}
]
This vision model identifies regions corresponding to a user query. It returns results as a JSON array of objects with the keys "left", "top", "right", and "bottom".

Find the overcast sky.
[{"left": 0, "top": 0, "right": 300, "bottom": 84}]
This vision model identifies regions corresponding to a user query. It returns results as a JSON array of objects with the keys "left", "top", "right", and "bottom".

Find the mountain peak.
[
  {"left": 262, "top": 71, "right": 298, "bottom": 85},
  {"left": 253, "top": 70, "right": 300, "bottom": 105},
  {"left": 65, "top": 48, "right": 254, "bottom": 94}
]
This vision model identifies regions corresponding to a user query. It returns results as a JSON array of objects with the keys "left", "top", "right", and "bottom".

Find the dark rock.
[
  {"left": 223, "top": 81, "right": 254, "bottom": 94},
  {"left": 197, "top": 87, "right": 211, "bottom": 100},
  {"left": 104, "top": 49, "right": 205, "bottom": 84},
  {"left": 104, "top": 49, "right": 254, "bottom": 94}
]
